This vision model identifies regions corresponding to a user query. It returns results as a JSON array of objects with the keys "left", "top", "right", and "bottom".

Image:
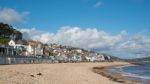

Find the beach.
[{"left": 0, "top": 62, "right": 130, "bottom": 84}]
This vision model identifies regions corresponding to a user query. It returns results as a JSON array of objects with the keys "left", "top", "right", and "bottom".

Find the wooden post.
[{"left": 6, "top": 48, "right": 9, "bottom": 55}]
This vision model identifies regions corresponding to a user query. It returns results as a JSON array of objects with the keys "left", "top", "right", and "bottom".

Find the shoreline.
[
  {"left": 92, "top": 63, "right": 140, "bottom": 84},
  {"left": 0, "top": 62, "right": 134, "bottom": 84}
]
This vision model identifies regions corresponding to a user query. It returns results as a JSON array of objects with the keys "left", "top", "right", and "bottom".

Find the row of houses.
[
  {"left": 0, "top": 39, "right": 110, "bottom": 62},
  {"left": 8, "top": 40, "right": 43, "bottom": 56}
]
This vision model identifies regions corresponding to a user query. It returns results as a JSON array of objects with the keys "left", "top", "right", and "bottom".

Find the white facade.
[
  {"left": 26, "top": 45, "right": 43, "bottom": 56},
  {"left": 76, "top": 49, "right": 82, "bottom": 53},
  {"left": 97, "top": 54, "right": 105, "bottom": 61},
  {"left": 8, "top": 40, "right": 15, "bottom": 47},
  {"left": 26, "top": 45, "right": 33, "bottom": 55},
  {"left": 85, "top": 54, "right": 105, "bottom": 62}
]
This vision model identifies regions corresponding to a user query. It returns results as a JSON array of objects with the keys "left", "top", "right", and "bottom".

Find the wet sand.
[
  {"left": 92, "top": 64, "right": 140, "bottom": 84},
  {"left": 0, "top": 62, "right": 130, "bottom": 84}
]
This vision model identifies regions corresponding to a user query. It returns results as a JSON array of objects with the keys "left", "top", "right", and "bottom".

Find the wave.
[
  {"left": 121, "top": 71, "right": 150, "bottom": 80},
  {"left": 115, "top": 64, "right": 138, "bottom": 69},
  {"left": 111, "top": 65, "right": 137, "bottom": 73},
  {"left": 107, "top": 62, "right": 150, "bottom": 83}
]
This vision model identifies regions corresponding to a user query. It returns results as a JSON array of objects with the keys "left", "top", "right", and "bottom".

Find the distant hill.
[
  {"left": 91, "top": 48, "right": 124, "bottom": 61},
  {"left": 102, "top": 53, "right": 150, "bottom": 62},
  {"left": 128, "top": 56, "right": 150, "bottom": 62},
  {"left": 102, "top": 53, "right": 124, "bottom": 61}
]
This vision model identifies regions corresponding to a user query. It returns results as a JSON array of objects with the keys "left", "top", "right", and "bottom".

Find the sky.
[{"left": 0, "top": 0, "right": 150, "bottom": 59}]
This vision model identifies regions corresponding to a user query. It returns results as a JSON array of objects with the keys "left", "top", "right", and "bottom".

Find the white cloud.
[
  {"left": 20, "top": 26, "right": 125, "bottom": 49},
  {"left": 19, "top": 26, "right": 150, "bottom": 58},
  {"left": 0, "top": 8, "right": 29, "bottom": 24},
  {"left": 94, "top": 1, "right": 102, "bottom": 8},
  {"left": 119, "top": 33, "right": 150, "bottom": 57}
]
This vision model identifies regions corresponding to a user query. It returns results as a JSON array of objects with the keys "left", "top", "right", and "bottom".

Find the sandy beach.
[{"left": 0, "top": 62, "right": 130, "bottom": 84}]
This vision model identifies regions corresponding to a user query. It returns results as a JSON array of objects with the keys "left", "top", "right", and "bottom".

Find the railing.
[
  {"left": 0, "top": 55, "right": 111, "bottom": 65},
  {"left": 0, "top": 56, "right": 52, "bottom": 64}
]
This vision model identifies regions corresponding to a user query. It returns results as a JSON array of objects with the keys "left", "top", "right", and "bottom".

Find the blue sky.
[
  {"left": 0, "top": 0, "right": 150, "bottom": 35},
  {"left": 0, "top": 0, "right": 150, "bottom": 58}
]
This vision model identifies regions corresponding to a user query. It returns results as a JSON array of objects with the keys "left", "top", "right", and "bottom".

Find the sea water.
[{"left": 107, "top": 62, "right": 150, "bottom": 84}]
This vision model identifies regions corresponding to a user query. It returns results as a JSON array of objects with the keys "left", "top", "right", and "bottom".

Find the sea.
[{"left": 107, "top": 62, "right": 150, "bottom": 84}]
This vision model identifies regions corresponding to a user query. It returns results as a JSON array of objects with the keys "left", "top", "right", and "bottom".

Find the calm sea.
[{"left": 107, "top": 62, "right": 150, "bottom": 84}]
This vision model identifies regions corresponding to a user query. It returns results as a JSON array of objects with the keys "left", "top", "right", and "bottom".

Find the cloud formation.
[
  {"left": 19, "top": 26, "right": 150, "bottom": 58},
  {"left": 94, "top": 1, "right": 102, "bottom": 8},
  {"left": 0, "top": 8, "right": 29, "bottom": 24},
  {"left": 119, "top": 34, "right": 150, "bottom": 57},
  {"left": 20, "top": 26, "right": 125, "bottom": 48}
]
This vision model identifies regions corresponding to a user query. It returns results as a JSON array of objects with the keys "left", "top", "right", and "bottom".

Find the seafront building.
[
  {"left": 0, "top": 45, "right": 15, "bottom": 56},
  {"left": 8, "top": 40, "right": 44, "bottom": 56},
  {"left": 0, "top": 39, "right": 109, "bottom": 62}
]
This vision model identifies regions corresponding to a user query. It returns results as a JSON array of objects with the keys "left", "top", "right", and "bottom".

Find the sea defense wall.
[{"left": 0, "top": 56, "right": 52, "bottom": 64}]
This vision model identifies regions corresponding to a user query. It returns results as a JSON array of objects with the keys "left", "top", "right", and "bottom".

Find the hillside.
[
  {"left": 128, "top": 56, "right": 150, "bottom": 62},
  {"left": 0, "top": 23, "right": 22, "bottom": 45},
  {"left": 102, "top": 53, "right": 124, "bottom": 61}
]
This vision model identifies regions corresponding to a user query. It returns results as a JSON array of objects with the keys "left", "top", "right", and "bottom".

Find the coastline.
[
  {"left": 0, "top": 62, "right": 132, "bottom": 84},
  {"left": 92, "top": 62, "right": 140, "bottom": 84}
]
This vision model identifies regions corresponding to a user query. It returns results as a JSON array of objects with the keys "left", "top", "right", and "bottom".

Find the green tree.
[{"left": 0, "top": 22, "right": 22, "bottom": 40}]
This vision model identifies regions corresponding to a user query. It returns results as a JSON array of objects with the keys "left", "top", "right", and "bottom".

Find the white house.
[
  {"left": 8, "top": 40, "right": 35, "bottom": 56},
  {"left": 96, "top": 54, "right": 105, "bottom": 61},
  {"left": 8, "top": 40, "right": 15, "bottom": 47},
  {"left": 74, "top": 48, "right": 82, "bottom": 53},
  {"left": 26, "top": 45, "right": 33, "bottom": 56},
  {"left": 85, "top": 54, "right": 105, "bottom": 62},
  {"left": 85, "top": 56, "right": 95, "bottom": 62},
  {"left": 27, "top": 40, "right": 44, "bottom": 56},
  {"left": 8, "top": 40, "right": 26, "bottom": 55}
]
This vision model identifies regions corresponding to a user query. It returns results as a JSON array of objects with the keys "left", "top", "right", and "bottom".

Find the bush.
[{"left": 0, "top": 37, "right": 9, "bottom": 45}]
